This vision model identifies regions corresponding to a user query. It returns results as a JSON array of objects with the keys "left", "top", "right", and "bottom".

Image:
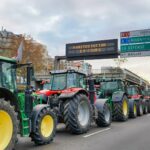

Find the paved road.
[{"left": 16, "top": 114, "right": 150, "bottom": 150}]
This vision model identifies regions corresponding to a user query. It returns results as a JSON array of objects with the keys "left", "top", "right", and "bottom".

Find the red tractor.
[
  {"left": 127, "top": 85, "right": 149, "bottom": 116},
  {"left": 37, "top": 69, "right": 111, "bottom": 134}
]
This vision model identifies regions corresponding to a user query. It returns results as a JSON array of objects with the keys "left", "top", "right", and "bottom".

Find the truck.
[
  {"left": 94, "top": 67, "right": 149, "bottom": 121},
  {"left": 0, "top": 56, "right": 56, "bottom": 150},
  {"left": 37, "top": 69, "right": 112, "bottom": 134}
]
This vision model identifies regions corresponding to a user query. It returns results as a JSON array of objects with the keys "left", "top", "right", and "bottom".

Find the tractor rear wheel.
[
  {"left": 0, "top": 100, "right": 18, "bottom": 150},
  {"left": 96, "top": 103, "right": 111, "bottom": 127},
  {"left": 64, "top": 94, "right": 91, "bottom": 134},
  {"left": 137, "top": 101, "right": 143, "bottom": 116},
  {"left": 30, "top": 107, "right": 56, "bottom": 145},
  {"left": 113, "top": 95, "right": 129, "bottom": 121}
]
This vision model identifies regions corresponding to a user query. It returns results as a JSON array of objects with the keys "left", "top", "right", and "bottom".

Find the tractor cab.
[
  {"left": 36, "top": 69, "right": 87, "bottom": 104},
  {"left": 98, "top": 79, "right": 125, "bottom": 98},
  {"left": 50, "top": 69, "right": 86, "bottom": 91},
  {"left": 127, "top": 85, "right": 143, "bottom": 99},
  {"left": 143, "top": 89, "right": 150, "bottom": 100}
]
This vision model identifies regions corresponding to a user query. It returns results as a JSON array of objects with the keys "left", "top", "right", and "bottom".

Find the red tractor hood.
[
  {"left": 128, "top": 94, "right": 142, "bottom": 99},
  {"left": 36, "top": 88, "right": 84, "bottom": 97},
  {"left": 61, "top": 87, "right": 83, "bottom": 94},
  {"left": 36, "top": 90, "right": 61, "bottom": 96}
]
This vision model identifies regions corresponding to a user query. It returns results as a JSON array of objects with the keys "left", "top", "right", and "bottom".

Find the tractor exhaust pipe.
[
  {"left": 25, "top": 65, "right": 34, "bottom": 117},
  {"left": 88, "top": 78, "right": 95, "bottom": 105}
]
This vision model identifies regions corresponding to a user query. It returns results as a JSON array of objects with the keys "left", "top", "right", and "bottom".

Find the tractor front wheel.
[
  {"left": 64, "top": 94, "right": 91, "bottom": 134},
  {"left": 0, "top": 100, "right": 18, "bottom": 150},
  {"left": 96, "top": 103, "right": 111, "bottom": 127},
  {"left": 30, "top": 106, "right": 56, "bottom": 145}
]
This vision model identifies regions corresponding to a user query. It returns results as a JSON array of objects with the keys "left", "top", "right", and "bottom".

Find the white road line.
[{"left": 83, "top": 128, "right": 111, "bottom": 138}]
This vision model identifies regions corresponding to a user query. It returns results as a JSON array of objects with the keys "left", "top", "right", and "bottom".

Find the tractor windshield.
[
  {"left": 0, "top": 61, "right": 16, "bottom": 92},
  {"left": 51, "top": 74, "right": 67, "bottom": 90},
  {"left": 101, "top": 81, "right": 118, "bottom": 90}
]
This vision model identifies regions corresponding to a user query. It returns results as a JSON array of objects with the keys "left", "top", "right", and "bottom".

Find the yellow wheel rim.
[
  {"left": 123, "top": 100, "right": 128, "bottom": 116},
  {"left": 41, "top": 115, "right": 54, "bottom": 138},
  {"left": 134, "top": 104, "right": 137, "bottom": 115},
  {"left": 0, "top": 110, "right": 13, "bottom": 150}
]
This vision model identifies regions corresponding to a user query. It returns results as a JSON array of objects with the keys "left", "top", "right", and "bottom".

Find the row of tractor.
[
  {"left": 37, "top": 67, "right": 150, "bottom": 128},
  {"left": 94, "top": 67, "right": 150, "bottom": 120},
  {"left": 1, "top": 55, "right": 150, "bottom": 150}
]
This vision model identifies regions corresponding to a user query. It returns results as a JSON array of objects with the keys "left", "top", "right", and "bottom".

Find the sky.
[{"left": 0, "top": 0, "right": 150, "bottom": 80}]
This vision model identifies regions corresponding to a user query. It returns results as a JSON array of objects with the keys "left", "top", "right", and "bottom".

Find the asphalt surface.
[{"left": 16, "top": 114, "right": 150, "bottom": 150}]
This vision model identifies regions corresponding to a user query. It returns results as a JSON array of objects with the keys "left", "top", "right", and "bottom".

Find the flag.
[{"left": 15, "top": 41, "right": 23, "bottom": 62}]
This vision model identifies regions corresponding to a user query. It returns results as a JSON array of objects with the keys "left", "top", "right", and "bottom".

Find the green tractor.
[
  {"left": 98, "top": 79, "right": 129, "bottom": 121},
  {"left": 0, "top": 56, "right": 56, "bottom": 150},
  {"left": 37, "top": 69, "right": 112, "bottom": 134}
]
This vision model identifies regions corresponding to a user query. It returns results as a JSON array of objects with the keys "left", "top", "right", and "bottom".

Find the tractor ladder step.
[{"left": 22, "top": 117, "right": 30, "bottom": 137}]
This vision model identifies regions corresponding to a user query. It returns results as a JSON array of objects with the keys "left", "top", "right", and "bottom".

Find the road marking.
[
  {"left": 146, "top": 114, "right": 150, "bottom": 117},
  {"left": 83, "top": 128, "right": 111, "bottom": 138}
]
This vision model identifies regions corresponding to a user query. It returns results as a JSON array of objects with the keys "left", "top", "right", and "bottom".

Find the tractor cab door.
[
  {"left": 118, "top": 81, "right": 125, "bottom": 92},
  {"left": 0, "top": 61, "right": 16, "bottom": 92},
  {"left": 67, "top": 72, "right": 86, "bottom": 89}
]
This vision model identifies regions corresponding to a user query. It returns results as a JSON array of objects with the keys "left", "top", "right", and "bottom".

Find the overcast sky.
[{"left": 0, "top": 0, "right": 150, "bottom": 80}]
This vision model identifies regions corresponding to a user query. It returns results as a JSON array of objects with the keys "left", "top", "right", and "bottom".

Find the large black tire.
[
  {"left": 0, "top": 100, "right": 18, "bottom": 150},
  {"left": 30, "top": 107, "right": 56, "bottom": 145},
  {"left": 143, "top": 101, "right": 148, "bottom": 114},
  {"left": 129, "top": 100, "right": 137, "bottom": 118},
  {"left": 95, "top": 103, "right": 111, "bottom": 127},
  {"left": 148, "top": 101, "right": 150, "bottom": 113},
  {"left": 113, "top": 95, "right": 129, "bottom": 121},
  {"left": 137, "top": 101, "right": 143, "bottom": 116},
  {"left": 64, "top": 94, "right": 91, "bottom": 134}
]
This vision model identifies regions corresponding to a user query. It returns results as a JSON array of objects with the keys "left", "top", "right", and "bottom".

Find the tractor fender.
[
  {"left": 94, "top": 98, "right": 108, "bottom": 113},
  {"left": 59, "top": 89, "right": 88, "bottom": 99},
  {"left": 112, "top": 91, "right": 126, "bottom": 102},
  {"left": 31, "top": 104, "right": 50, "bottom": 132}
]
